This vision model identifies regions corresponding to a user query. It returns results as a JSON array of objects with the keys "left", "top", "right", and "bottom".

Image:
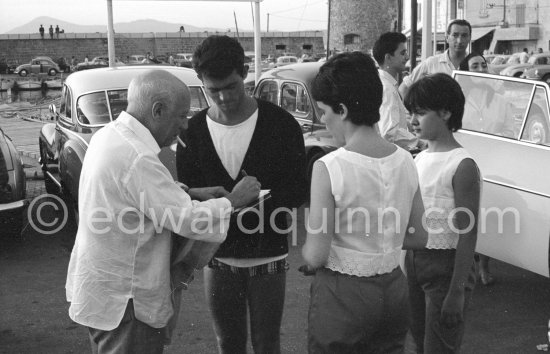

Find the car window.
[
  {"left": 520, "top": 86, "right": 550, "bottom": 146},
  {"left": 77, "top": 92, "right": 111, "bottom": 125},
  {"left": 107, "top": 90, "right": 128, "bottom": 120},
  {"left": 59, "top": 85, "right": 72, "bottom": 122},
  {"left": 457, "top": 73, "right": 530, "bottom": 139},
  {"left": 65, "top": 89, "right": 72, "bottom": 119},
  {"left": 188, "top": 87, "right": 209, "bottom": 117},
  {"left": 257, "top": 81, "right": 279, "bottom": 105},
  {"left": 281, "top": 83, "right": 312, "bottom": 120}
]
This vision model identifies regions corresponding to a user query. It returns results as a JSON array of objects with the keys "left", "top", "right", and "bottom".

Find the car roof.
[
  {"left": 65, "top": 65, "right": 202, "bottom": 96},
  {"left": 260, "top": 62, "right": 322, "bottom": 87}
]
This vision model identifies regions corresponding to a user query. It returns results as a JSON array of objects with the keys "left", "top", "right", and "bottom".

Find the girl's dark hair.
[
  {"left": 404, "top": 73, "right": 465, "bottom": 132},
  {"left": 459, "top": 52, "right": 486, "bottom": 71},
  {"left": 311, "top": 52, "right": 382, "bottom": 126}
]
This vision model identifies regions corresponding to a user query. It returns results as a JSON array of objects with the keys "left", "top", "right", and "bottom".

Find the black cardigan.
[{"left": 177, "top": 99, "right": 307, "bottom": 258}]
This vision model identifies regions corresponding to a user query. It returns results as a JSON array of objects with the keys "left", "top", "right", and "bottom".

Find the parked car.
[
  {"left": 127, "top": 54, "right": 146, "bottom": 65},
  {"left": 452, "top": 70, "right": 550, "bottom": 277},
  {"left": 75, "top": 56, "right": 125, "bottom": 71},
  {"left": 254, "top": 62, "right": 336, "bottom": 180},
  {"left": 522, "top": 64, "right": 550, "bottom": 84},
  {"left": 489, "top": 52, "right": 521, "bottom": 75},
  {"left": 270, "top": 55, "right": 298, "bottom": 68},
  {"left": 38, "top": 66, "right": 211, "bottom": 223},
  {"left": 500, "top": 52, "right": 550, "bottom": 77},
  {"left": 0, "top": 126, "right": 27, "bottom": 237},
  {"left": 174, "top": 53, "right": 193, "bottom": 68},
  {"left": 14, "top": 57, "right": 61, "bottom": 77}
]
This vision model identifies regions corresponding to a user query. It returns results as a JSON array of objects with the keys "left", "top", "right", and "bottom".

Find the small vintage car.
[
  {"left": 254, "top": 62, "right": 336, "bottom": 180},
  {"left": 521, "top": 63, "right": 550, "bottom": 85},
  {"left": 453, "top": 70, "right": 550, "bottom": 277},
  {"left": 14, "top": 57, "right": 61, "bottom": 77},
  {"left": 75, "top": 56, "right": 126, "bottom": 71},
  {"left": 499, "top": 52, "right": 550, "bottom": 77},
  {"left": 0, "top": 126, "right": 27, "bottom": 237},
  {"left": 38, "top": 66, "right": 211, "bottom": 222}
]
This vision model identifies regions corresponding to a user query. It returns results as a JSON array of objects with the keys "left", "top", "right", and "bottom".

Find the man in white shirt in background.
[
  {"left": 399, "top": 19, "right": 471, "bottom": 98},
  {"left": 519, "top": 47, "right": 530, "bottom": 63},
  {"left": 65, "top": 69, "right": 260, "bottom": 354},
  {"left": 373, "top": 32, "right": 420, "bottom": 151}
]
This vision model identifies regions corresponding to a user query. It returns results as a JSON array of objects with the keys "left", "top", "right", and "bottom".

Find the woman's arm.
[
  {"left": 301, "top": 160, "right": 335, "bottom": 269},
  {"left": 441, "top": 158, "right": 481, "bottom": 327},
  {"left": 403, "top": 187, "right": 428, "bottom": 250}
]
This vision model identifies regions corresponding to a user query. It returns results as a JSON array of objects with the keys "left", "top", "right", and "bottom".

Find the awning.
[{"left": 471, "top": 27, "right": 496, "bottom": 41}]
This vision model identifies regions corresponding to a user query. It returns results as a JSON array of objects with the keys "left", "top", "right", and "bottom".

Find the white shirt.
[
  {"left": 206, "top": 110, "right": 258, "bottom": 180},
  {"left": 415, "top": 148, "right": 476, "bottom": 249},
  {"left": 319, "top": 147, "right": 419, "bottom": 277},
  {"left": 66, "top": 112, "right": 232, "bottom": 331},
  {"left": 378, "top": 69, "right": 418, "bottom": 149},
  {"left": 402, "top": 50, "right": 458, "bottom": 89}
]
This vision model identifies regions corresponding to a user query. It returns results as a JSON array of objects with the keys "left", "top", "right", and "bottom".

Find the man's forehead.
[{"left": 449, "top": 25, "right": 470, "bottom": 34}]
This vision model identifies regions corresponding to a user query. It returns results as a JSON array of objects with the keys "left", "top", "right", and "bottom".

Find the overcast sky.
[{"left": 0, "top": 0, "right": 328, "bottom": 33}]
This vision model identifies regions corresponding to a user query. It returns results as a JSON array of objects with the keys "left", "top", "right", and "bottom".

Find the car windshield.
[
  {"left": 491, "top": 56, "right": 507, "bottom": 65},
  {"left": 76, "top": 87, "right": 209, "bottom": 125}
]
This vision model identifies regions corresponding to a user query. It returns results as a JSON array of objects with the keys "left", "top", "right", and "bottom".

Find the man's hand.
[
  {"left": 226, "top": 176, "right": 261, "bottom": 209},
  {"left": 188, "top": 186, "right": 230, "bottom": 201}
]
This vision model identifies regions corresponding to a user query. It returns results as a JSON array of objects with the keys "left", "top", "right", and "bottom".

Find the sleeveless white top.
[
  {"left": 415, "top": 147, "right": 476, "bottom": 249},
  {"left": 319, "top": 147, "right": 419, "bottom": 277}
]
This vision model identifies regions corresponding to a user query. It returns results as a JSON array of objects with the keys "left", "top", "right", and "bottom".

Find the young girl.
[
  {"left": 404, "top": 73, "right": 481, "bottom": 354},
  {"left": 302, "top": 52, "right": 427, "bottom": 353}
]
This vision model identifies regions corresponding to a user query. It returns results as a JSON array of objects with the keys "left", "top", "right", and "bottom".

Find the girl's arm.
[
  {"left": 403, "top": 187, "right": 428, "bottom": 250},
  {"left": 441, "top": 158, "right": 481, "bottom": 327},
  {"left": 301, "top": 160, "right": 335, "bottom": 269}
]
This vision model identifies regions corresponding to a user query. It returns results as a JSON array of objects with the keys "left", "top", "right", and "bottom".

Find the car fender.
[
  {"left": 58, "top": 138, "right": 87, "bottom": 200},
  {"left": 39, "top": 123, "right": 57, "bottom": 152}
]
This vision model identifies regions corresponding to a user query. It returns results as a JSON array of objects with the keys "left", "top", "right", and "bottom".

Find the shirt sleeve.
[
  {"left": 126, "top": 153, "right": 232, "bottom": 243},
  {"left": 379, "top": 85, "right": 402, "bottom": 143}
]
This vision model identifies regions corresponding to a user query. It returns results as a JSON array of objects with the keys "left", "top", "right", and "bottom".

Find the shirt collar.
[
  {"left": 116, "top": 111, "right": 161, "bottom": 155},
  {"left": 378, "top": 69, "right": 398, "bottom": 86}
]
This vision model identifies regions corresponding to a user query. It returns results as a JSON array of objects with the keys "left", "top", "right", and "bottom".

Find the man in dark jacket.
[{"left": 177, "top": 35, "right": 307, "bottom": 353}]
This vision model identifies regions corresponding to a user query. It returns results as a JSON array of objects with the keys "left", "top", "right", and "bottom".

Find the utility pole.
[
  {"left": 326, "top": 0, "right": 331, "bottom": 60},
  {"left": 410, "top": 0, "right": 418, "bottom": 70},
  {"left": 234, "top": 11, "right": 240, "bottom": 39},
  {"left": 267, "top": 13, "right": 270, "bottom": 32}
]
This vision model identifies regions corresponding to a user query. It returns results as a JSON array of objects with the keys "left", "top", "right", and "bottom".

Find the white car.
[{"left": 453, "top": 70, "right": 550, "bottom": 277}]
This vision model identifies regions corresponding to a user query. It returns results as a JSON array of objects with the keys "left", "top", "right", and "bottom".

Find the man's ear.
[
  {"left": 338, "top": 104, "right": 349, "bottom": 120},
  {"left": 242, "top": 65, "right": 249, "bottom": 78},
  {"left": 151, "top": 101, "right": 163, "bottom": 120}
]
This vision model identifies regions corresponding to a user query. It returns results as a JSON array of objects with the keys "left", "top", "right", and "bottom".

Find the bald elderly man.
[{"left": 66, "top": 69, "right": 260, "bottom": 354}]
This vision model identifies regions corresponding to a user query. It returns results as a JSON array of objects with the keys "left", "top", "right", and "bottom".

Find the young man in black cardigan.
[{"left": 176, "top": 35, "right": 307, "bottom": 353}]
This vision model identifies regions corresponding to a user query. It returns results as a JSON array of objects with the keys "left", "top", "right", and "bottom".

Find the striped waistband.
[{"left": 208, "top": 258, "right": 289, "bottom": 277}]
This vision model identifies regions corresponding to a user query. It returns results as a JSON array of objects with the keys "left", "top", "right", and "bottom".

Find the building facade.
[{"left": 328, "top": 0, "right": 400, "bottom": 53}]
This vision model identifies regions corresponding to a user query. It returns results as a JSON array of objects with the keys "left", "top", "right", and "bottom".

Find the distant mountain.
[{"left": 6, "top": 16, "right": 227, "bottom": 34}]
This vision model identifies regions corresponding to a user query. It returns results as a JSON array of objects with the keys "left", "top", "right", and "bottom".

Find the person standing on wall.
[
  {"left": 39, "top": 25, "right": 44, "bottom": 39},
  {"left": 55, "top": 25, "right": 60, "bottom": 39},
  {"left": 49, "top": 25, "right": 54, "bottom": 39},
  {"left": 177, "top": 35, "right": 307, "bottom": 354}
]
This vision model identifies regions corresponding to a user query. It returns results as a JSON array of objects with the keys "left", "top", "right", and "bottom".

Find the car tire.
[
  {"left": 543, "top": 74, "right": 550, "bottom": 85},
  {"left": 513, "top": 72, "right": 523, "bottom": 78},
  {"left": 525, "top": 114, "right": 549, "bottom": 145},
  {"left": 48, "top": 68, "right": 57, "bottom": 76},
  {"left": 19, "top": 69, "right": 28, "bottom": 77},
  {"left": 39, "top": 142, "right": 59, "bottom": 195}
]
